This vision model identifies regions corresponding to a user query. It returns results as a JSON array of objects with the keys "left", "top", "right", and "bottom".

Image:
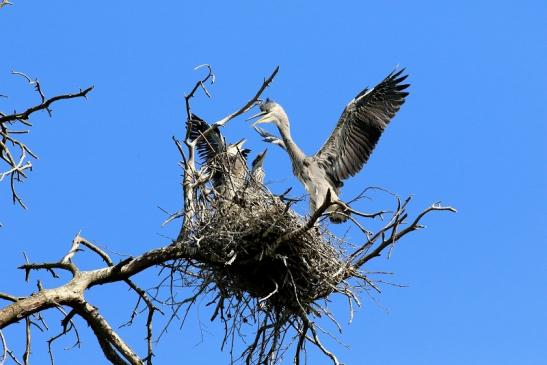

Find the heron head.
[
  {"left": 226, "top": 138, "right": 247, "bottom": 156},
  {"left": 248, "top": 98, "right": 289, "bottom": 128},
  {"left": 251, "top": 149, "right": 268, "bottom": 169}
]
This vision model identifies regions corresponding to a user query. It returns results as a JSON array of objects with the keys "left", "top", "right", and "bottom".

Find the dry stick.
[
  {"left": 0, "top": 293, "right": 20, "bottom": 303},
  {"left": 1, "top": 79, "right": 93, "bottom": 208},
  {"left": 0, "top": 86, "right": 93, "bottom": 124},
  {"left": 47, "top": 308, "right": 80, "bottom": 365},
  {"left": 11, "top": 72, "right": 50, "bottom": 118},
  {"left": 307, "top": 325, "right": 340, "bottom": 365},
  {"left": 0, "top": 329, "right": 6, "bottom": 365},
  {"left": 22, "top": 318, "right": 30, "bottom": 365},
  {"left": 245, "top": 321, "right": 276, "bottom": 365},
  {"left": 295, "top": 310, "right": 340, "bottom": 365},
  {"left": 353, "top": 203, "right": 456, "bottom": 268},
  {"left": 345, "top": 195, "right": 406, "bottom": 264},
  {"left": 19, "top": 261, "right": 76, "bottom": 278},
  {"left": 6, "top": 350, "right": 22, "bottom": 365},
  {"left": 294, "top": 322, "right": 308, "bottom": 365},
  {"left": 184, "top": 64, "right": 215, "bottom": 138}
]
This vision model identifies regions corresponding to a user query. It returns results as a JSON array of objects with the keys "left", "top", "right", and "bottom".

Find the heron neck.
[{"left": 276, "top": 121, "right": 306, "bottom": 166}]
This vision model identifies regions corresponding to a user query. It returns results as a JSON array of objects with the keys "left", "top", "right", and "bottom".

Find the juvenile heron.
[
  {"left": 187, "top": 114, "right": 250, "bottom": 199},
  {"left": 250, "top": 69, "right": 409, "bottom": 223},
  {"left": 250, "top": 149, "right": 268, "bottom": 185}
]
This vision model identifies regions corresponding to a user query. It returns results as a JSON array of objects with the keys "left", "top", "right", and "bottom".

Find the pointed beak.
[
  {"left": 252, "top": 149, "right": 268, "bottom": 168},
  {"left": 233, "top": 138, "right": 247, "bottom": 149},
  {"left": 246, "top": 111, "right": 266, "bottom": 121},
  {"left": 247, "top": 111, "right": 273, "bottom": 127}
]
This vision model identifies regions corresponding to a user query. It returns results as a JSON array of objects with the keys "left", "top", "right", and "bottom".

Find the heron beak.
[
  {"left": 252, "top": 149, "right": 268, "bottom": 168},
  {"left": 246, "top": 111, "right": 266, "bottom": 121},
  {"left": 248, "top": 111, "right": 273, "bottom": 127},
  {"left": 256, "top": 149, "right": 268, "bottom": 161},
  {"left": 234, "top": 138, "right": 247, "bottom": 148}
]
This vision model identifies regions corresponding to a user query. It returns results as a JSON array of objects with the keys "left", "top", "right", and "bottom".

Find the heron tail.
[{"left": 328, "top": 204, "right": 350, "bottom": 223}]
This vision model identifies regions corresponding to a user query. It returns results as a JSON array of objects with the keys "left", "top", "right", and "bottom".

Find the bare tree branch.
[
  {"left": 352, "top": 201, "right": 456, "bottom": 268},
  {"left": 74, "top": 301, "right": 142, "bottom": 365},
  {"left": 0, "top": 73, "right": 93, "bottom": 209}
]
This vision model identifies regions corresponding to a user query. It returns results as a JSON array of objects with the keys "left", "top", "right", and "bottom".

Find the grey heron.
[
  {"left": 250, "top": 149, "right": 268, "bottom": 185},
  {"left": 250, "top": 69, "right": 409, "bottom": 223},
  {"left": 187, "top": 114, "right": 250, "bottom": 199}
]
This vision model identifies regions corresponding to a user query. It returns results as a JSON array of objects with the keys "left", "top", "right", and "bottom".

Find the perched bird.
[
  {"left": 250, "top": 69, "right": 409, "bottom": 223},
  {"left": 250, "top": 149, "right": 268, "bottom": 185},
  {"left": 187, "top": 114, "right": 250, "bottom": 199}
]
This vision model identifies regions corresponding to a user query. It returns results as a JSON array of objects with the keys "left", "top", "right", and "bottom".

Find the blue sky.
[{"left": 1, "top": 1, "right": 546, "bottom": 364}]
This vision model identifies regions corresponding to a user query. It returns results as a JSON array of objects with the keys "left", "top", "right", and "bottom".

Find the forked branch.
[{"left": 0, "top": 72, "right": 92, "bottom": 208}]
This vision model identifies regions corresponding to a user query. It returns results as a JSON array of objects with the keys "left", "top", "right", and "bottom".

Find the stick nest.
[{"left": 191, "top": 184, "right": 351, "bottom": 315}]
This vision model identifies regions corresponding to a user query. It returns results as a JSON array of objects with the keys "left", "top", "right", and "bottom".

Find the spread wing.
[
  {"left": 315, "top": 69, "right": 409, "bottom": 187},
  {"left": 186, "top": 114, "right": 225, "bottom": 164}
]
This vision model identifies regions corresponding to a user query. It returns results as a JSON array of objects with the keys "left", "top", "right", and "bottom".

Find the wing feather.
[
  {"left": 186, "top": 114, "right": 225, "bottom": 164},
  {"left": 316, "top": 69, "right": 410, "bottom": 186}
]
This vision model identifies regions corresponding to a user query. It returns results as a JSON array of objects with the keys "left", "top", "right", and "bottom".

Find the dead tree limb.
[{"left": 0, "top": 72, "right": 92, "bottom": 208}]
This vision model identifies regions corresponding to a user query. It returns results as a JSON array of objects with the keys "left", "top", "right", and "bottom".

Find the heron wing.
[
  {"left": 315, "top": 69, "right": 409, "bottom": 186},
  {"left": 186, "top": 114, "right": 225, "bottom": 163}
]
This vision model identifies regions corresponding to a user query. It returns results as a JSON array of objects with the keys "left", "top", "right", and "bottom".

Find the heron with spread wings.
[
  {"left": 250, "top": 69, "right": 409, "bottom": 223},
  {"left": 187, "top": 114, "right": 250, "bottom": 199},
  {"left": 188, "top": 114, "right": 267, "bottom": 199}
]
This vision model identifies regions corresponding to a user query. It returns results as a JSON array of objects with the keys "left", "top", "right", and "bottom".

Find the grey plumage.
[
  {"left": 250, "top": 149, "right": 268, "bottom": 184},
  {"left": 251, "top": 69, "right": 409, "bottom": 223}
]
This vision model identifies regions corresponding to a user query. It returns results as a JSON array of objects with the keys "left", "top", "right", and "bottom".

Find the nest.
[
  {"left": 169, "top": 175, "right": 361, "bottom": 364},
  {"left": 168, "top": 164, "right": 449, "bottom": 364},
  {"left": 191, "top": 184, "right": 350, "bottom": 315}
]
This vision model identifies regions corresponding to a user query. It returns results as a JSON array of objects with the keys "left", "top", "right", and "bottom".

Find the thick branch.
[
  {"left": 73, "top": 301, "right": 142, "bottom": 365},
  {"left": 0, "top": 237, "right": 218, "bottom": 328}
]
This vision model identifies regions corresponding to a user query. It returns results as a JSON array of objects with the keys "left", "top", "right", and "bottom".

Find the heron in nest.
[
  {"left": 188, "top": 114, "right": 250, "bottom": 199},
  {"left": 249, "top": 69, "right": 409, "bottom": 223},
  {"left": 250, "top": 149, "right": 267, "bottom": 185}
]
